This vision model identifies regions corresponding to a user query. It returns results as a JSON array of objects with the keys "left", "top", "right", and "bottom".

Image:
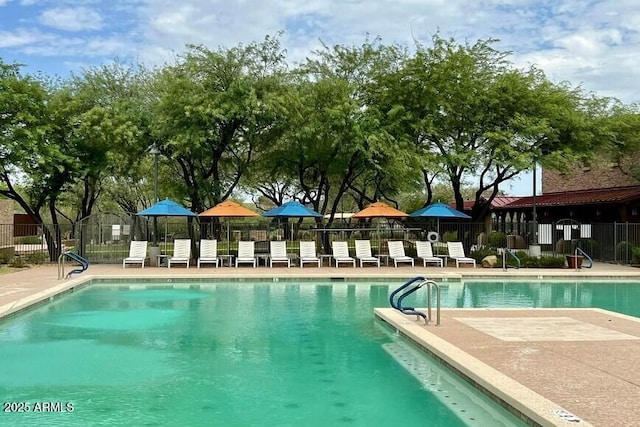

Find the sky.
[{"left": 1, "top": 0, "right": 639, "bottom": 196}]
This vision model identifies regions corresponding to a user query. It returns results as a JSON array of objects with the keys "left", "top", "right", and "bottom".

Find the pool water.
[
  {"left": 0, "top": 281, "right": 530, "bottom": 427},
  {"left": 457, "top": 280, "right": 640, "bottom": 318}
]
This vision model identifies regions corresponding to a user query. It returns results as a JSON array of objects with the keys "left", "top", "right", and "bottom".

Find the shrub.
[
  {"left": 442, "top": 231, "right": 457, "bottom": 243},
  {"left": 0, "top": 250, "right": 12, "bottom": 264},
  {"left": 520, "top": 255, "right": 565, "bottom": 268},
  {"left": 432, "top": 243, "right": 448, "bottom": 256},
  {"left": 18, "top": 235, "right": 42, "bottom": 244},
  {"left": 9, "top": 257, "right": 27, "bottom": 268},
  {"left": 25, "top": 252, "right": 48, "bottom": 264},
  {"left": 470, "top": 247, "right": 498, "bottom": 263},
  {"left": 487, "top": 232, "right": 507, "bottom": 248},
  {"left": 616, "top": 241, "right": 634, "bottom": 262}
]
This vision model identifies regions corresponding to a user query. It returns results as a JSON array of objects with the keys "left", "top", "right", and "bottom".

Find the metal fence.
[{"left": 2, "top": 217, "right": 640, "bottom": 265}]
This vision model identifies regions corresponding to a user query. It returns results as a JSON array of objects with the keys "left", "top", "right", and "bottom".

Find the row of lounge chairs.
[{"left": 123, "top": 240, "right": 476, "bottom": 268}]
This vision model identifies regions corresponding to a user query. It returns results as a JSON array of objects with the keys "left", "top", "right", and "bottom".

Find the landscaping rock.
[{"left": 482, "top": 255, "right": 498, "bottom": 268}]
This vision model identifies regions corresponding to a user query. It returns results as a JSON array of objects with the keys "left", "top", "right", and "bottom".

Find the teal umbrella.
[
  {"left": 263, "top": 201, "right": 322, "bottom": 218},
  {"left": 409, "top": 202, "right": 471, "bottom": 239},
  {"left": 263, "top": 201, "right": 322, "bottom": 239},
  {"left": 137, "top": 199, "right": 196, "bottom": 246},
  {"left": 137, "top": 199, "right": 196, "bottom": 217}
]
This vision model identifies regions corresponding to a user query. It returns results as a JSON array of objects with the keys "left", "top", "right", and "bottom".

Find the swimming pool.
[
  {"left": 2, "top": 278, "right": 638, "bottom": 426},
  {"left": 455, "top": 279, "right": 640, "bottom": 317},
  {"left": 0, "top": 279, "right": 530, "bottom": 427}
]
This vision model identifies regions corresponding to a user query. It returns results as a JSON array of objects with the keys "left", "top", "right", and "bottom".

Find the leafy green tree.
[
  {"left": 149, "top": 35, "right": 289, "bottom": 214},
  {"left": 379, "top": 36, "right": 602, "bottom": 220},
  {"left": 0, "top": 61, "right": 68, "bottom": 258}
]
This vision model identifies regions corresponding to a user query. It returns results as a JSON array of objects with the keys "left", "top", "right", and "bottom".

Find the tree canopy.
[{"left": 1, "top": 33, "right": 638, "bottom": 251}]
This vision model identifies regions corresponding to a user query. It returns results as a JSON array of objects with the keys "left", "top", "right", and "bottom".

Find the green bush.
[
  {"left": 487, "top": 232, "right": 507, "bottom": 248},
  {"left": 25, "top": 252, "right": 48, "bottom": 264},
  {"left": 442, "top": 231, "right": 457, "bottom": 243},
  {"left": 616, "top": 241, "right": 634, "bottom": 261},
  {"left": 9, "top": 257, "right": 27, "bottom": 268},
  {"left": 520, "top": 255, "right": 565, "bottom": 268},
  {"left": 632, "top": 246, "right": 640, "bottom": 264},
  {"left": 432, "top": 243, "right": 448, "bottom": 256},
  {"left": 470, "top": 247, "right": 499, "bottom": 263},
  {"left": 18, "top": 235, "right": 42, "bottom": 244},
  {"left": 0, "top": 250, "right": 12, "bottom": 264}
]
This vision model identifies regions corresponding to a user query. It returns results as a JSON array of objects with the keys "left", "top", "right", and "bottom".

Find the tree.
[
  {"left": 0, "top": 61, "right": 69, "bottom": 259},
  {"left": 149, "top": 35, "right": 289, "bottom": 214},
  {"left": 379, "top": 35, "right": 602, "bottom": 220}
]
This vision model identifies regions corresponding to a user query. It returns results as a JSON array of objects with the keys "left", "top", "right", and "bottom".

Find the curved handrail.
[
  {"left": 58, "top": 252, "right": 89, "bottom": 279},
  {"left": 389, "top": 276, "right": 425, "bottom": 310},
  {"left": 575, "top": 247, "right": 593, "bottom": 268},
  {"left": 390, "top": 276, "right": 427, "bottom": 323},
  {"left": 502, "top": 248, "right": 520, "bottom": 270}
]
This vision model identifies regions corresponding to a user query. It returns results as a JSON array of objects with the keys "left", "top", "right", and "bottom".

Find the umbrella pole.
[
  {"left": 153, "top": 217, "right": 158, "bottom": 245},
  {"left": 164, "top": 222, "right": 168, "bottom": 253}
]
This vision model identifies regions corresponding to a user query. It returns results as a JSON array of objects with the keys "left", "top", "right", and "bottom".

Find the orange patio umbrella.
[
  {"left": 199, "top": 201, "right": 259, "bottom": 253},
  {"left": 352, "top": 202, "right": 408, "bottom": 219},
  {"left": 198, "top": 200, "right": 259, "bottom": 218},
  {"left": 352, "top": 202, "right": 408, "bottom": 251}
]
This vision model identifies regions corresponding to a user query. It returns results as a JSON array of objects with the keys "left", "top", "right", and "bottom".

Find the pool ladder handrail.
[
  {"left": 58, "top": 251, "right": 89, "bottom": 279},
  {"left": 502, "top": 248, "right": 520, "bottom": 271},
  {"left": 575, "top": 247, "right": 593, "bottom": 269},
  {"left": 390, "top": 277, "right": 441, "bottom": 326}
]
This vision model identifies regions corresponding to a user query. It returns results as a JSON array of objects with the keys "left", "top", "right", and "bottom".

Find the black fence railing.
[{"left": 2, "top": 219, "right": 640, "bottom": 265}]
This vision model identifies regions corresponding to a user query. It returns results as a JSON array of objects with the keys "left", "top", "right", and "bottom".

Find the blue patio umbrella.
[
  {"left": 409, "top": 202, "right": 471, "bottom": 240},
  {"left": 263, "top": 201, "right": 322, "bottom": 239},
  {"left": 409, "top": 202, "right": 471, "bottom": 219},
  {"left": 137, "top": 199, "right": 196, "bottom": 217},
  {"left": 263, "top": 201, "right": 322, "bottom": 218},
  {"left": 137, "top": 199, "right": 196, "bottom": 246}
]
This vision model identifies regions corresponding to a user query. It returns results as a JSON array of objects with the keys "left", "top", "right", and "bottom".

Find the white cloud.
[
  {"left": 1, "top": 0, "right": 639, "bottom": 105},
  {"left": 0, "top": 28, "right": 44, "bottom": 47},
  {"left": 39, "top": 6, "right": 103, "bottom": 31}
]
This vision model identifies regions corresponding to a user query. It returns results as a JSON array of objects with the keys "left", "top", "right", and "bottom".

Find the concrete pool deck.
[{"left": 2, "top": 262, "right": 640, "bottom": 426}]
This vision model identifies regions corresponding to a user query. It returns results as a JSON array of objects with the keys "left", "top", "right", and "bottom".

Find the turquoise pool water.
[{"left": 2, "top": 278, "right": 638, "bottom": 426}]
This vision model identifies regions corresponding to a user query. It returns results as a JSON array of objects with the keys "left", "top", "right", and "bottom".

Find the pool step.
[{"left": 382, "top": 341, "right": 522, "bottom": 426}]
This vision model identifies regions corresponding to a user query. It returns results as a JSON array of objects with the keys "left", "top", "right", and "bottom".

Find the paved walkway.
[{"left": 2, "top": 262, "right": 640, "bottom": 426}]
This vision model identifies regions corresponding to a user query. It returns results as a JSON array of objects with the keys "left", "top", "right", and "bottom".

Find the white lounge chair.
[
  {"left": 299, "top": 241, "right": 320, "bottom": 268},
  {"left": 122, "top": 240, "right": 148, "bottom": 268},
  {"left": 447, "top": 241, "right": 476, "bottom": 268},
  {"left": 416, "top": 241, "right": 443, "bottom": 267},
  {"left": 387, "top": 240, "right": 414, "bottom": 267},
  {"left": 197, "top": 239, "right": 219, "bottom": 268},
  {"left": 269, "top": 241, "right": 290, "bottom": 268},
  {"left": 168, "top": 239, "right": 191, "bottom": 268},
  {"left": 332, "top": 241, "right": 355, "bottom": 268},
  {"left": 355, "top": 240, "right": 380, "bottom": 267},
  {"left": 236, "top": 241, "right": 256, "bottom": 267}
]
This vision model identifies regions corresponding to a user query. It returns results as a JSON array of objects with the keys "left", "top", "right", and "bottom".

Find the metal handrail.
[
  {"left": 390, "top": 277, "right": 441, "bottom": 326},
  {"left": 424, "top": 280, "right": 441, "bottom": 326},
  {"left": 57, "top": 251, "right": 89, "bottom": 279},
  {"left": 502, "top": 248, "right": 520, "bottom": 271},
  {"left": 575, "top": 247, "right": 593, "bottom": 269}
]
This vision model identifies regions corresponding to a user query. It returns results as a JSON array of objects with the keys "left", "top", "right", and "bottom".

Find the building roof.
[
  {"left": 497, "top": 186, "right": 640, "bottom": 209},
  {"left": 456, "top": 196, "right": 521, "bottom": 211}
]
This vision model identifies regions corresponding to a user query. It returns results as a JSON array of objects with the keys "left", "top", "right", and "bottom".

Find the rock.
[{"left": 482, "top": 255, "right": 498, "bottom": 268}]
